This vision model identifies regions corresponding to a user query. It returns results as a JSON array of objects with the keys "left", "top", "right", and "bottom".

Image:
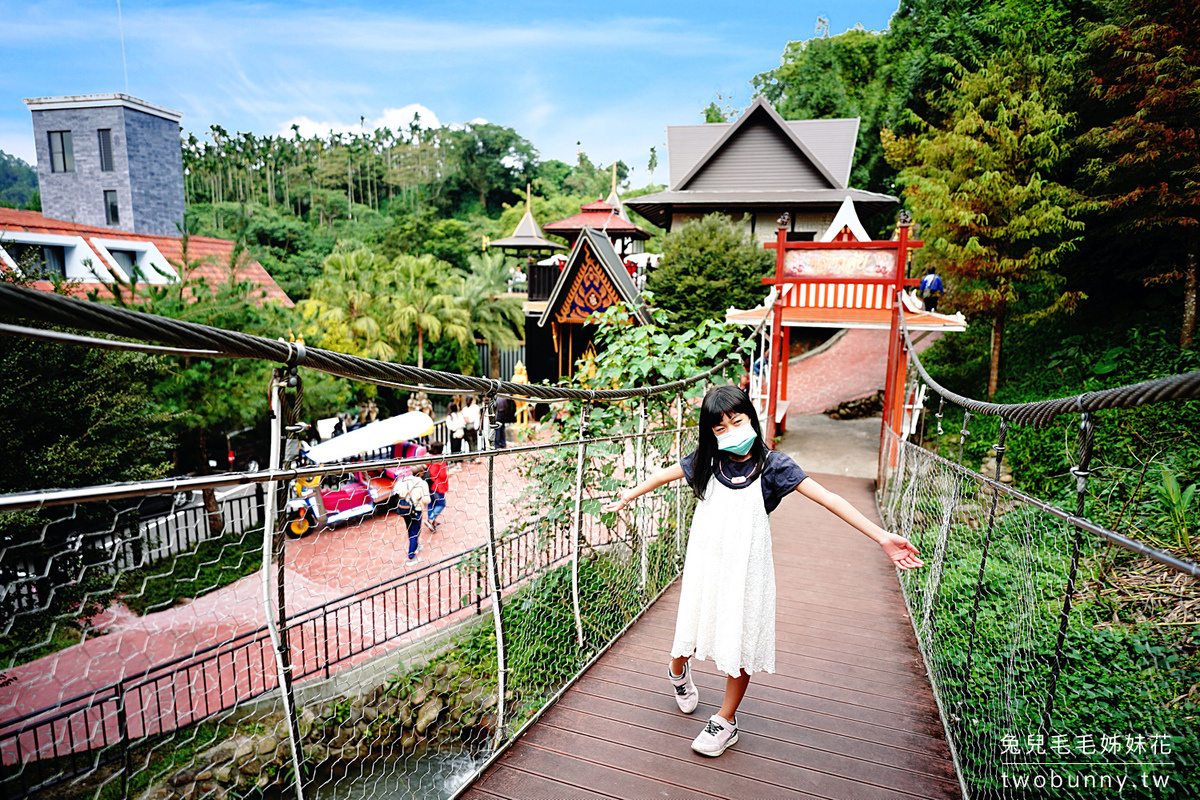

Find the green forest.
[{"left": 0, "top": 150, "right": 38, "bottom": 209}]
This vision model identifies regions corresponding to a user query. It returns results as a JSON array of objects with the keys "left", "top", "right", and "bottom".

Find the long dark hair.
[{"left": 689, "top": 385, "right": 767, "bottom": 500}]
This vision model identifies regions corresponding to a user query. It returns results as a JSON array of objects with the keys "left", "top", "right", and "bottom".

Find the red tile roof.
[
  {"left": 0, "top": 208, "right": 293, "bottom": 306},
  {"left": 543, "top": 201, "right": 650, "bottom": 239}
]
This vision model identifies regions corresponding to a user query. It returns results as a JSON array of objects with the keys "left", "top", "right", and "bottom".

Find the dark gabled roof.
[
  {"left": 672, "top": 98, "right": 848, "bottom": 192},
  {"left": 539, "top": 227, "right": 652, "bottom": 327},
  {"left": 665, "top": 117, "right": 860, "bottom": 190},
  {"left": 623, "top": 98, "right": 897, "bottom": 229}
]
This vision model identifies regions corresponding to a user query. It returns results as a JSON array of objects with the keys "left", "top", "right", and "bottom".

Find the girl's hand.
[
  {"left": 602, "top": 487, "right": 636, "bottom": 513},
  {"left": 880, "top": 533, "right": 924, "bottom": 570}
]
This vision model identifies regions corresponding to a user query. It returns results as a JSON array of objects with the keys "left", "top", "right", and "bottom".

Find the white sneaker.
[
  {"left": 668, "top": 660, "right": 698, "bottom": 713},
  {"left": 691, "top": 713, "right": 738, "bottom": 757}
]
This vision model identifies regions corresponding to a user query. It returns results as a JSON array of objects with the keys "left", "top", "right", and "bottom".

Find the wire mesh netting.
[
  {"left": 0, "top": 417, "right": 697, "bottom": 800},
  {"left": 878, "top": 419, "right": 1200, "bottom": 799}
]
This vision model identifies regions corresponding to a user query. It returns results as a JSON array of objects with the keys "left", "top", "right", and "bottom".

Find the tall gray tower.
[{"left": 24, "top": 94, "right": 185, "bottom": 237}]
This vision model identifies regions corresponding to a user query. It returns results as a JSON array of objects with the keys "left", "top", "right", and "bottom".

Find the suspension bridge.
[{"left": 0, "top": 279, "right": 1197, "bottom": 800}]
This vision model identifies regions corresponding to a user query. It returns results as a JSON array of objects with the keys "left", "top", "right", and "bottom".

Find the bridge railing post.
[
  {"left": 674, "top": 391, "right": 684, "bottom": 562},
  {"left": 482, "top": 393, "right": 508, "bottom": 749},
  {"left": 956, "top": 411, "right": 972, "bottom": 466},
  {"left": 1041, "top": 411, "right": 1095, "bottom": 755},
  {"left": 570, "top": 401, "right": 590, "bottom": 649},
  {"left": 636, "top": 397, "right": 648, "bottom": 595},
  {"left": 260, "top": 369, "right": 308, "bottom": 800},
  {"left": 963, "top": 417, "right": 1010, "bottom": 691}
]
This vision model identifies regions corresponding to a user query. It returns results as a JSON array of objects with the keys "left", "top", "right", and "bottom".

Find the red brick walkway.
[{"left": 786, "top": 330, "right": 940, "bottom": 418}]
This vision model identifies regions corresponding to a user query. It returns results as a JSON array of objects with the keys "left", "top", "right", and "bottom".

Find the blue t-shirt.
[
  {"left": 920, "top": 273, "right": 943, "bottom": 293},
  {"left": 680, "top": 450, "right": 807, "bottom": 514}
]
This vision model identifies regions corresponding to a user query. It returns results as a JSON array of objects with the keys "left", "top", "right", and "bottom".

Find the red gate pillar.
[
  {"left": 881, "top": 218, "right": 914, "bottom": 480},
  {"left": 766, "top": 219, "right": 788, "bottom": 444},
  {"left": 778, "top": 326, "right": 790, "bottom": 434}
]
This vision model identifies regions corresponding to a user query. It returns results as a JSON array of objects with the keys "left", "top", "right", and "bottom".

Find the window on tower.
[
  {"left": 104, "top": 190, "right": 120, "bottom": 225},
  {"left": 98, "top": 129, "right": 114, "bottom": 172},
  {"left": 49, "top": 131, "right": 74, "bottom": 173}
]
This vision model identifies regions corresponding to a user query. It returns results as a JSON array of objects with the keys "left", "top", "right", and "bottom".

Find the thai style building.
[
  {"left": 626, "top": 97, "right": 898, "bottom": 244},
  {"left": 542, "top": 199, "right": 650, "bottom": 259},
  {"left": 489, "top": 181, "right": 654, "bottom": 386},
  {"left": 536, "top": 227, "right": 651, "bottom": 381}
]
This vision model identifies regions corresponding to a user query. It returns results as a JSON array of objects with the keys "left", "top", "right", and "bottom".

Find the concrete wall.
[
  {"left": 124, "top": 107, "right": 185, "bottom": 236},
  {"left": 31, "top": 106, "right": 133, "bottom": 232},
  {"left": 30, "top": 104, "right": 184, "bottom": 236}
]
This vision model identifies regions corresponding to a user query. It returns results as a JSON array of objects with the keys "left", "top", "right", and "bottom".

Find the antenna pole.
[{"left": 117, "top": 0, "right": 129, "bottom": 93}]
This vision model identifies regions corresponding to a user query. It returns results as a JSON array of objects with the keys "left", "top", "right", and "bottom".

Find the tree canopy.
[
  {"left": 883, "top": 47, "right": 1086, "bottom": 398},
  {"left": 647, "top": 214, "right": 773, "bottom": 335},
  {"left": 1082, "top": 0, "right": 1200, "bottom": 346}
]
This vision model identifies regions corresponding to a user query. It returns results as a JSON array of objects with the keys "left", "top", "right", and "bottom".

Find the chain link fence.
[
  {"left": 879, "top": 373, "right": 1200, "bottom": 799},
  {"left": 0, "top": 419, "right": 697, "bottom": 800}
]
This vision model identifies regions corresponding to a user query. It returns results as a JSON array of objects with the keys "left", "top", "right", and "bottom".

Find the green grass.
[{"left": 115, "top": 526, "right": 264, "bottom": 615}]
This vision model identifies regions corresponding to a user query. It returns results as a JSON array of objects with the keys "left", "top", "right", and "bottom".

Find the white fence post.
[
  {"left": 481, "top": 393, "right": 507, "bottom": 748},
  {"left": 637, "top": 397, "right": 648, "bottom": 594},
  {"left": 260, "top": 371, "right": 307, "bottom": 800},
  {"left": 570, "top": 402, "right": 590, "bottom": 649},
  {"left": 674, "top": 391, "right": 684, "bottom": 559}
]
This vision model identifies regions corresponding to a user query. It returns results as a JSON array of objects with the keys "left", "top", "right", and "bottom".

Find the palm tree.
[
  {"left": 388, "top": 254, "right": 470, "bottom": 369},
  {"left": 298, "top": 248, "right": 396, "bottom": 360},
  {"left": 457, "top": 251, "right": 524, "bottom": 378}
]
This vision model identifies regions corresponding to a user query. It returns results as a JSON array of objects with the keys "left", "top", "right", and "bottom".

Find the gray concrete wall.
[
  {"left": 30, "top": 103, "right": 184, "bottom": 236},
  {"left": 123, "top": 107, "right": 185, "bottom": 236},
  {"left": 31, "top": 106, "right": 134, "bottom": 232}
]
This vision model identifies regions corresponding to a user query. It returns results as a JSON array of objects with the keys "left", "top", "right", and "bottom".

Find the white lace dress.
[{"left": 671, "top": 472, "right": 776, "bottom": 677}]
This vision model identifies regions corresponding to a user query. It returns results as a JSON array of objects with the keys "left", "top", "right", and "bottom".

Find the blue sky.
[{"left": 2, "top": 0, "right": 900, "bottom": 186}]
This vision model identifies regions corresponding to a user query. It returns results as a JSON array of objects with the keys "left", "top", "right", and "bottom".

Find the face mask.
[{"left": 715, "top": 422, "right": 757, "bottom": 455}]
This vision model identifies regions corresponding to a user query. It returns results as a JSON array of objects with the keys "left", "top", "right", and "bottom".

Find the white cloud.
[{"left": 278, "top": 104, "right": 440, "bottom": 139}]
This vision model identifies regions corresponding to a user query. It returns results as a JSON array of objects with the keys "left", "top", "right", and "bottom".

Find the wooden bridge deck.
[{"left": 463, "top": 473, "right": 962, "bottom": 800}]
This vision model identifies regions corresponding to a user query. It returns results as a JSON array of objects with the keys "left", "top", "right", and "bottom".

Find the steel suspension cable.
[
  {"left": 0, "top": 282, "right": 773, "bottom": 402},
  {"left": 897, "top": 303, "right": 1200, "bottom": 427}
]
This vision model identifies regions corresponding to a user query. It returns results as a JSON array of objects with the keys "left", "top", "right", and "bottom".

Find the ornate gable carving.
[{"left": 555, "top": 244, "right": 623, "bottom": 324}]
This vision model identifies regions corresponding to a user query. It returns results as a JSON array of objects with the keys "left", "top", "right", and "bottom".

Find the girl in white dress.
[{"left": 603, "top": 385, "right": 924, "bottom": 757}]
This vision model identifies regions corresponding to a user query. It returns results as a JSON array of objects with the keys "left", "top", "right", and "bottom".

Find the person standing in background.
[
  {"left": 919, "top": 266, "right": 944, "bottom": 312},
  {"left": 495, "top": 396, "right": 515, "bottom": 449},
  {"left": 394, "top": 466, "right": 431, "bottom": 563},
  {"left": 463, "top": 396, "right": 481, "bottom": 452},
  {"left": 426, "top": 441, "right": 449, "bottom": 531},
  {"left": 447, "top": 401, "right": 466, "bottom": 455}
]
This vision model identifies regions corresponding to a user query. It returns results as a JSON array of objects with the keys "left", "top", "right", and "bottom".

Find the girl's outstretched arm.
[
  {"left": 796, "top": 478, "right": 925, "bottom": 570},
  {"left": 602, "top": 463, "right": 685, "bottom": 512}
]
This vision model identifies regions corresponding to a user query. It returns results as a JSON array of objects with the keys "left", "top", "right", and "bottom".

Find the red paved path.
[
  {"left": 0, "top": 453, "right": 523, "bottom": 760},
  {"left": 786, "top": 329, "right": 940, "bottom": 418},
  {"left": 0, "top": 442, "right": 651, "bottom": 762}
]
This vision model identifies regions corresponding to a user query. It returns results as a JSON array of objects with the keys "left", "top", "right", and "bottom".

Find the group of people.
[
  {"left": 386, "top": 392, "right": 519, "bottom": 565},
  {"left": 445, "top": 394, "right": 518, "bottom": 451},
  {"left": 389, "top": 439, "right": 450, "bottom": 564}
]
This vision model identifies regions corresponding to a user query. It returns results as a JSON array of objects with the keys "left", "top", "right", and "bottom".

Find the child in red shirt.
[{"left": 426, "top": 441, "right": 449, "bottom": 531}]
